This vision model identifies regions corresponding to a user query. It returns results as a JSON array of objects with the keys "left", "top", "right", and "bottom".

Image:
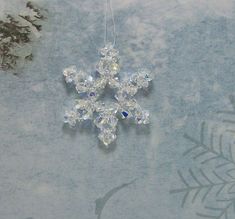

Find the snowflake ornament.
[{"left": 63, "top": 43, "right": 153, "bottom": 146}]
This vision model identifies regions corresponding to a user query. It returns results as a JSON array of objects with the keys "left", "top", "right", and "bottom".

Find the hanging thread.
[{"left": 104, "top": 0, "right": 116, "bottom": 47}]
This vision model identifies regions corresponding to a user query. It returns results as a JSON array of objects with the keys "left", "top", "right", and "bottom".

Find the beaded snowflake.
[{"left": 63, "top": 43, "right": 153, "bottom": 146}]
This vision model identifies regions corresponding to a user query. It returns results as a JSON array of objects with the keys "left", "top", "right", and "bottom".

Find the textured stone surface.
[{"left": 0, "top": 0, "right": 235, "bottom": 219}]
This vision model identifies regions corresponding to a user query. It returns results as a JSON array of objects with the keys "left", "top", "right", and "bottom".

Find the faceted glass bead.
[
  {"left": 98, "top": 130, "right": 117, "bottom": 146},
  {"left": 63, "top": 65, "right": 77, "bottom": 83},
  {"left": 100, "top": 43, "right": 119, "bottom": 58},
  {"left": 110, "top": 62, "right": 119, "bottom": 72},
  {"left": 82, "top": 110, "right": 93, "bottom": 120},
  {"left": 109, "top": 77, "right": 120, "bottom": 88},
  {"left": 94, "top": 113, "right": 118, "bottom": 131},
  {"left": 134, "top": 110, "right": 150, "bottom": 124},
  {"left": 114, "top": 91, "right": 128, "bottom": 102},
  {"left": 124, "top": 99, "right": 138, "bottom": 110},
  {"left": 121, "top": 111, "right": 129, "bottom": 119},
  {"left": 107, "top": 116, "right": 118, "bottom": 130},
  {"left": 97, "top": 59, "right": 119, "bottom": 76},
  {"left": 94, "top": 78, "right": 107, "bottom": 89},
  {"left": 122, "top": 83, "right": 138, "bottom": 96},
  {"left": 75, "top": 76, "right": 95, "bottom": 93},
  {"left": 130, "top": 69, "right": 153, "bottom": 89},
  {"left": 75, "top": 99, "right": 88, "bottom": 110},
  {"left": 64, "top": 110, "right": 77, "bottom": 127}
]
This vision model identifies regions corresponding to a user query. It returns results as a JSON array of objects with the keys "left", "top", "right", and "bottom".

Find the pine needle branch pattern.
[
  {"left": 0, "top": 1, "right": 47, "bottom": 71},
  {"left": 171, "top": 96, "right": 235, "bottom": 219}
]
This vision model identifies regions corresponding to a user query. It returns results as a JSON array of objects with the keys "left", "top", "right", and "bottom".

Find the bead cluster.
[{"left": 63, "top": 43, "right": 153, "bottom": 146}]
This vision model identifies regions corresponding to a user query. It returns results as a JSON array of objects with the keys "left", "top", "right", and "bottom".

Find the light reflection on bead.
[{"left": 110, "top": 62, "right": 119, "bottom": 71}]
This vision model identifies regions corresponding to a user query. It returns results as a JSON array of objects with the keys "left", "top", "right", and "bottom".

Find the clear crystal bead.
[
  {"left": 82, "top": 110, "right": 93, "bottom": 120},
  {"left": 97, "top": 58, "right": 120, "bottom": 76},
  {"left": 131, "top": 69, "right": 153, "bottom": 89},
  {"left": 75, "top": 78, "right": 95, "bottom": 93},
  {"left": 134, "top": 110, "right": 150, "bottom": 124},
  {"left": 64, "top": 110, "right": 77, "bottom": 127},
  {"left": 110, "top": 62, "right": 120, "bottom": 72},
  {"left": 122, "top": 83, "right": 138, "bottom": 96},
  {"left": 98, "top": 130, "right": 117, "bottom": 146},
  {"left": 63, "top": 65, "right": 77, "bottom": 83},
  {"left": 100, "top": 43, "right": 119, "bottom": 58},
  {"left": 114, "top": 91, "right": 128, "bottom": 101},
  {"left": 124, "top": 99, "right": 138, "bottom": 110},
  {"left": 108, "top": 77, "right": 120, "bottom": 88},
  {"left": 107, "top": 116, "right": 118, "bottom": 130},
  {"left": 94, "top": 113, "right": 118, "bottom": 131},
  {"left": 75, "top": 99, "right": 88, "bottom": 109},
  {"left": 94, "top": 77, "right": 107, "bottom": 90}
]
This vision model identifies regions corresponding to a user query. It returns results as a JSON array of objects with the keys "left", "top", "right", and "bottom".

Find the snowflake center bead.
[{"left": 63, "top": 43, "right": 153, "bottom": 146}]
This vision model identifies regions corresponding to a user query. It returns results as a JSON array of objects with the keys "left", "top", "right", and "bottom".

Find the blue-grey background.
[{"left": 0, "top": 0, "right": 235, "bottom": 219}]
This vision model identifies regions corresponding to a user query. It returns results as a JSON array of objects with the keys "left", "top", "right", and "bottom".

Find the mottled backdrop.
[{"left": 0, "top": 0, "right": 235, "bottom": 219}]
